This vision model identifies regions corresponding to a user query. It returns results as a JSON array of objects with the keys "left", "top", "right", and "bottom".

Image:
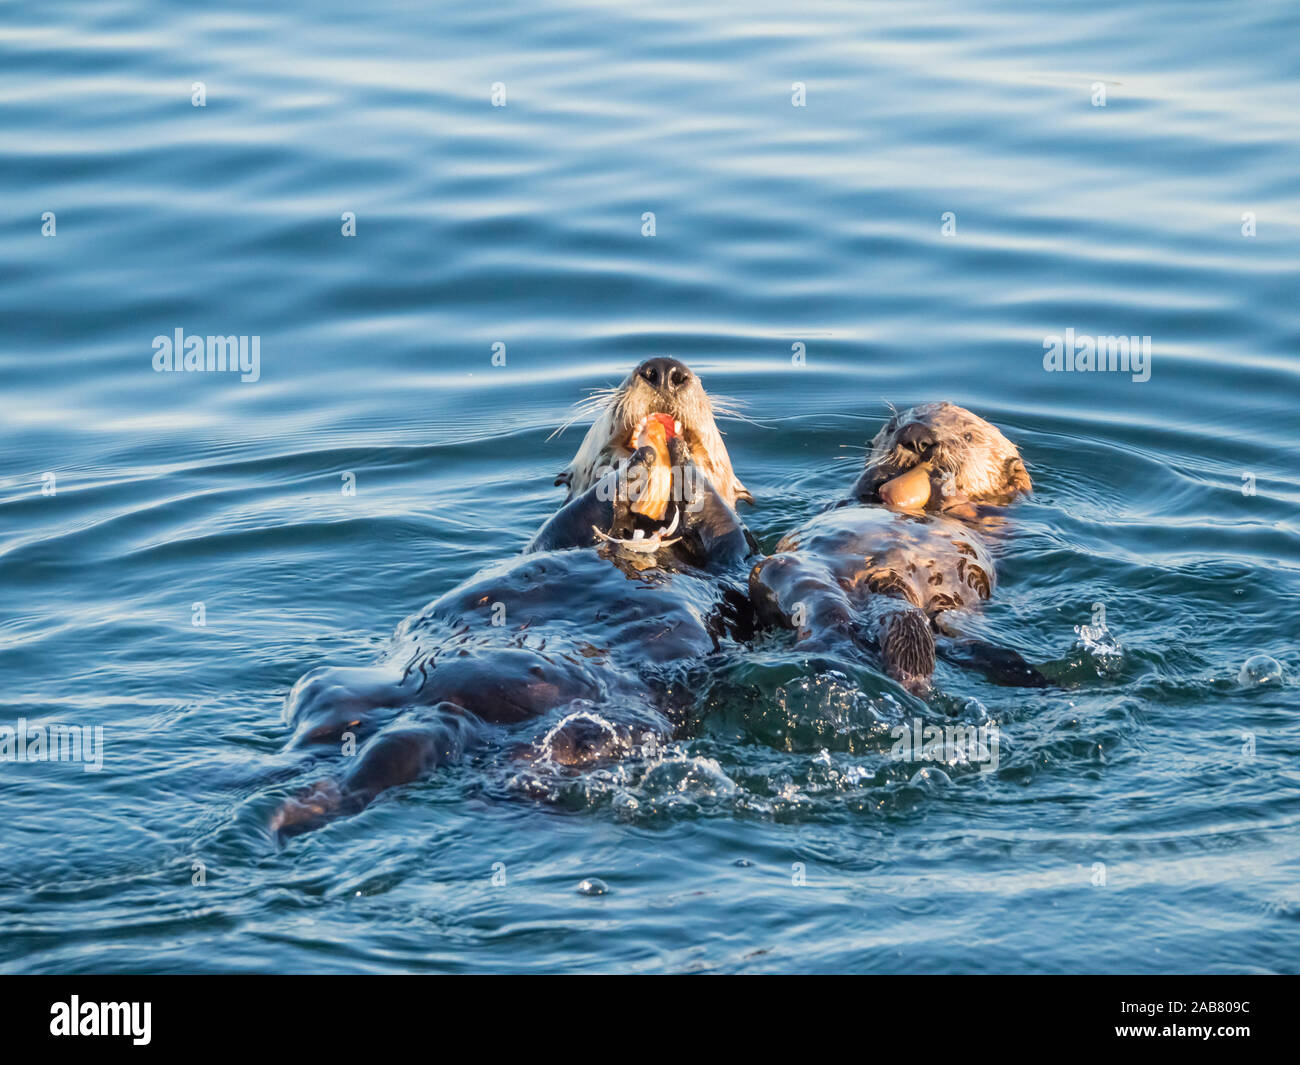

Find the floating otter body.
[
  {"left": 271, "top": 359, "right": 755, "bottom": 839},
  {"left": 750, "top": 402, "right": 1043, "bottom": 695}
]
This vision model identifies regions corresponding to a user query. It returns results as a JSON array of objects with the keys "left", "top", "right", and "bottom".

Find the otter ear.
[
  {"left": 729, "top": 475, "right": 754, "bottom": 506},
  {"left": 1005, "top": 456, "right": 1032, "bottom": 497}
]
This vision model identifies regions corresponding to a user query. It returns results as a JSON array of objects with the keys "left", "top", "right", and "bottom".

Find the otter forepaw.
[
  {"left": 666, "top": 434, "right": 693, "bottom": 468},
  {"left": 879, "top": 609, "right": 937, "bottom": 697},
  {"left": 936, "top": 637, "right": 1050, "bottom": 688}
]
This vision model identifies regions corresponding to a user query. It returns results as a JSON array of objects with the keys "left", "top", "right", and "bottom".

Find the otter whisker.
[
  {"left": 706, "top": 392, "right": 748, "bottom": 414},
  {"left": 547, "top": 414, "right": 586, "bottom": 441},
  {"left": 548, "top": 390, "right": 619, "bottom": 441},
  {"left": 710, "top": 394, "right": 778, "bottom": 430},
  {"left": 713, "top": 409, "right": 776, "bottom": 430}
]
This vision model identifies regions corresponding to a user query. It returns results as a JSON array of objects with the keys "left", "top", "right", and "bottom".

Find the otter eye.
[{"left": 964, "top": 432, "right": 974, "bottom": 442}]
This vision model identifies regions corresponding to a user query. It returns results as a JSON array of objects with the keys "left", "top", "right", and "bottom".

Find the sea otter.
[
  {"left": 269, "top": 359, "right": 755, "bottom": 839},
  {"left": 749, "top": 402, "right": 1044, "bottom": 695}
]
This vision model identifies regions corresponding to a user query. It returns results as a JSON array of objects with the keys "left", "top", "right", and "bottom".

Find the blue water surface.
[{"left": 1, "top": 0, "right": 1298, "bottom": 973}]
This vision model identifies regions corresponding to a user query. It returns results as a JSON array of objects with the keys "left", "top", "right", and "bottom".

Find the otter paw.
[{"left": 268, "top": 778, "right": 347, "bottom": 841}]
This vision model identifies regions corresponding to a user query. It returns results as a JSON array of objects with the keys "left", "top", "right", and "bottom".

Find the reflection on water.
[{"left": 0, "top": 0, "right": 1297, "bottom": 973}]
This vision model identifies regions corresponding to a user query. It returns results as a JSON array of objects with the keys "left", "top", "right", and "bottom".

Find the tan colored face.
[
  {"left": 859, "top": 402, "right": 1031, "bottom": 511},
  {"left": 559, "top": 358, "right": 752, "bottom": 509}
]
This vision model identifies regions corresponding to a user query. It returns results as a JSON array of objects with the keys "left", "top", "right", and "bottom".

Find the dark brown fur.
[{"left": 751, "top": 403, "right": 1039, "bottom": 694}]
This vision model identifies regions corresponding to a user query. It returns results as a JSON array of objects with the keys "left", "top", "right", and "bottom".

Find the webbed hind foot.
[{"left": 270, "top": 705, "right": 485, "bottom": 841}]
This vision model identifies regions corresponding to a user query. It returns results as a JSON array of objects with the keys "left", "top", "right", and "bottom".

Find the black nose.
[
  {"left": 896, "top": 422, "right": 934, "bottom": 451},
  {"left": 636, "top": 357, "right": 693, "bottom": 393}
]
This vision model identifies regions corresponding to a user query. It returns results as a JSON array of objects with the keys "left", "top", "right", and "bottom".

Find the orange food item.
[
  {"left": 630, "top": 416, "right": 674, "bottom": 521},
  {"left": 878, "top": 463, "right": 932, "bottom": 510},
  {"left": 626, "top": 412, "right": 678, "bottom": 449}
]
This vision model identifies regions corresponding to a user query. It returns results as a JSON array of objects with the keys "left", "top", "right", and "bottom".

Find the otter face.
[
  {"left": 558, "top": 357, "right": 752, "bottom": 509},
  {"left": 856, "top": 402, "right": 1031, "bottom": 511}
]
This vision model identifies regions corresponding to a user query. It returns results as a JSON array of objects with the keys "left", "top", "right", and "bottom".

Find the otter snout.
[
  {"left": 635, "top": 357, "right": 693, "bottom": 394},
  {"left": 896, "top": 422, "right": 936, "bottom": 455}
]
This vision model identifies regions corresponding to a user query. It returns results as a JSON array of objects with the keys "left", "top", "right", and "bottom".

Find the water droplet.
[
  {"left": 909, "top": 766, "right": 952, "bottom": 789},
  {"left": 576, "top": 877, "right": 609, "bottom": 896},
  {"left": 1238, "top": 654, "right": 1283, "bottom": 687},
  {"left": 1074, "top": 621, "right": 1122, "bottom": 659},
  {"left": 641, "top": 756, "right": 737, "bottom": 800}
]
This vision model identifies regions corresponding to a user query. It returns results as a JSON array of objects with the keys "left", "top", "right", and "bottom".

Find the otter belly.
[
  {"left": 407, "top": 549, "right": 723, "bottom": 663},
  {"left": 290, "top": 549, "right": 724, "bottom": 740},
  {"left": 272, "top": 547, "right": 739, "bottom": 838}
]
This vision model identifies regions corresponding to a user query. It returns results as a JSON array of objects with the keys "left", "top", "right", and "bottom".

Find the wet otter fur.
[
  {"left": 270, "top": 361, "right": 755, "bottom": 839},
  {"left": 750, "top": 402, "right": 1043, "bottom": 695}
]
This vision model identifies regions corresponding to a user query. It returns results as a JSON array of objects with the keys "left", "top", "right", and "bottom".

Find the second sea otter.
[{"left": 750, "top": 402, "right": 1045, "bottom": 695}]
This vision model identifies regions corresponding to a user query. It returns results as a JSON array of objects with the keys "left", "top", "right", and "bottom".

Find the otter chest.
[{"left": 788, "top": 507, "right": 996, "bottom": 615}]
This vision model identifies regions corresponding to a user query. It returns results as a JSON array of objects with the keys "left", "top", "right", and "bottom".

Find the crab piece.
[
  {"left": 591, "top": 508, "right": 682, "bottom": 554},
  {"left": 625, "top": 412, "right": 681, "bottom": 449}
]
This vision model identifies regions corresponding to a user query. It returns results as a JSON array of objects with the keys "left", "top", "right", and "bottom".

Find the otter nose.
[
  {"left": 636, "top": 357, "right": 693, "bottom": 393},
  {"left": 897, "top": 423, "right": 935, "bottom": 452}
]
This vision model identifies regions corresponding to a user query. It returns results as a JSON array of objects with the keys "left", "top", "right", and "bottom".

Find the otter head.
[
  {"left": 556, "top": 357, "right": 752, "bottom": 509},
  {"left": 853, "top": 402, "right": 1031, "bottom": 513}
]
